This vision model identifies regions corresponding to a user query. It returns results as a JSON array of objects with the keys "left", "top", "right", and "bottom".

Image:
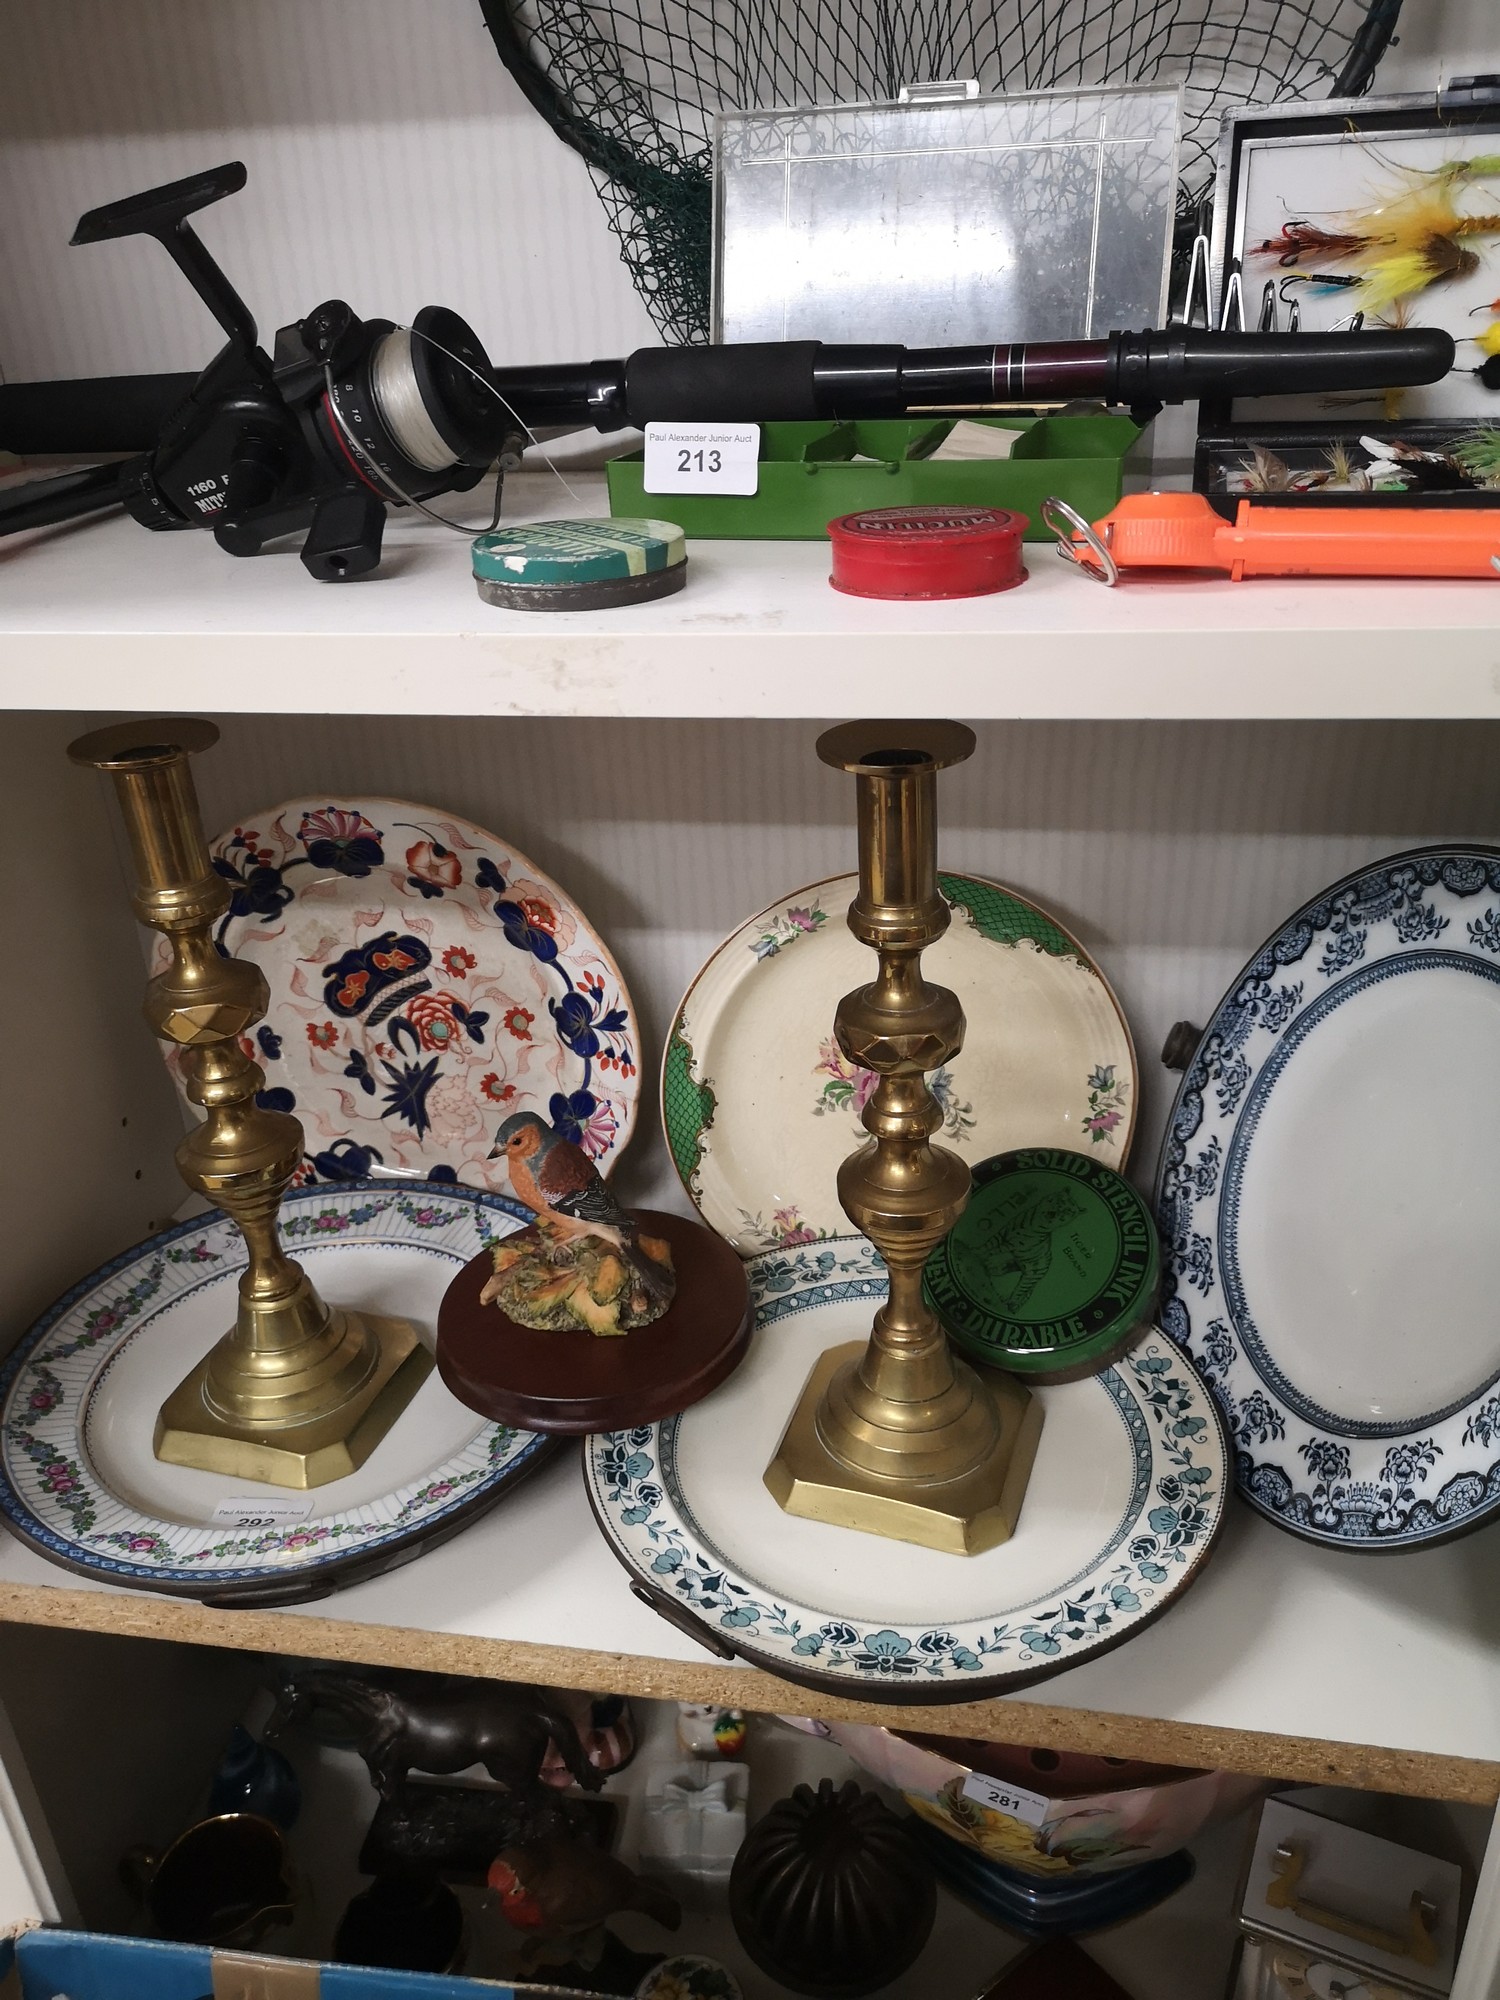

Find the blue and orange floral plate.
[
  {"left": 1158, "top": 846, "right": 1500, "bottom": 1551},
  {"left": 662, "top": 872, "right": 1137, "bottom": 1255},
  {"left": 587, "top": 1241, "right": 1227, "bottom": 1700},
  {"left": 0, "top": 1184, "right": 559, "bottom": 1603},
  {"left": 154, "top": 796, "right": 640, "bottom": 1192}
]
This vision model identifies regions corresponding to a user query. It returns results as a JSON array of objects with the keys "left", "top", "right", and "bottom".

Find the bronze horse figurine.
[{"left": 266, "top": 1665, "right": 603, "bottom": 1802}]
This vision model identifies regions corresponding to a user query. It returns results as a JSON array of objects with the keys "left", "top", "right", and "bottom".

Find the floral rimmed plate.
[
  {"left": 1158, "top": 846, "right": 1500, "bottom": 1551},
  {"left": 663, "top": 873, "right": 1137, "bottom": 1255},
  {"left": 157, "top": 797, "right": 639, "bottom": 1190},
  {"left": 586, "top": 1240, "right": 1227, "bottom": 1701},
  {"left": 0, "top": 1183, "right": 559, "bottom": 1605}
]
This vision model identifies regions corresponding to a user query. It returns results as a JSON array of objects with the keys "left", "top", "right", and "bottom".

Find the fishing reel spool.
[{"left": 313, "top": 307, "right": 513, "bottom": 522}]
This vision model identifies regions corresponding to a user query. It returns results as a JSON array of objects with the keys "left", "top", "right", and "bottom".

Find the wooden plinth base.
[{"left": 435, "top": 1210, "right": 751, "bottom": 1433}]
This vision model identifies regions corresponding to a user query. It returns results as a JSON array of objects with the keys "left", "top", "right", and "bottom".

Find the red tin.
[{"left": 827, "top": 504, "right": 1029, "bottom": 600}]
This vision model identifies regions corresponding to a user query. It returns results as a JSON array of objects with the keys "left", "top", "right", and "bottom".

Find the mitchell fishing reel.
[{"left": 9, "top": 162, "right": 524, "bottom": 580}]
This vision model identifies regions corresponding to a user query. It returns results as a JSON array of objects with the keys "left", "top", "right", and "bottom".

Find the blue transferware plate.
[
  {"left": 0, "top": 1183, "right": 558, "bottom": 1604},
  {"left": 587, "top": 1239, "right": 1227, "bottom": 1701},
  {"left": 1158, "top": 846, "right": 1500, "bottom": 1551}
]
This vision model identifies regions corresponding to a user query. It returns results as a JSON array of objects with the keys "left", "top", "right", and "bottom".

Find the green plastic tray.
[{"left": 605, "top": 414, "right": 1144, "bottom": 541}]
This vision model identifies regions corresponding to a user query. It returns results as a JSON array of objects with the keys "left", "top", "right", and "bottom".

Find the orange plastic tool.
[{"left": 1045, "top": 491, "right": 1500, "bottom": 583}]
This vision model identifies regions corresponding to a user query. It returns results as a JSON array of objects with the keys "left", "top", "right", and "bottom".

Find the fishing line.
[
  {"left": 320, "top": 320, "right": 586, "bottom": 535},
  {"left": 370, "top": 328, "right": 459, "bottom": 472},
  {"left": 407, "top": 319, "right": 587, "bottom": 509},
  {"left": 322, "top": 361, "right": 504, "bottom": 534}
]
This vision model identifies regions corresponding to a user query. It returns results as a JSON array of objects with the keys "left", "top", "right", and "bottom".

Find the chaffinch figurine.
[{"left": 482, "top": 1112, "right": 674, "bottom": 1334}]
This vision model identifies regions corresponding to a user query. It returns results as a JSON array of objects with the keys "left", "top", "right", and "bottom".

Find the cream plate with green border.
[{"left": 662, "top": 871, "right": 1137, "bottom": 1255}]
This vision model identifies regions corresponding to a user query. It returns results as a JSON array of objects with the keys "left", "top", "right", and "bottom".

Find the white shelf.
[
  {"left": 4, "top": 474, "right": 1500, "bottom": 720},
  {"left": 2, "top": 1436, "right": 1497, "bottom": 1801}
]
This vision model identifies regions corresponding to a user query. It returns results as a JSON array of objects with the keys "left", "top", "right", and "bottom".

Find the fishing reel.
[{"left": 23, "top": 162, "right": 522, "bottom": 580}]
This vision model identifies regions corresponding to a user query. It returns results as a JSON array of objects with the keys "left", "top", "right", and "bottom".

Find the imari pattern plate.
[
  {"left": 0, "top": 1184, "right": 558, "bottom": 1602},
  {"left": 663, "top": 872, "right": 1137, "bottom": 1255},
  {"left": 1158, "top": 847, "right": 1500, "bottom": 1551},
  {"left": 155, "top": 796, "right": 639, "bottom": 1191},
  {"left": 586, "top": 1241, "right": 1227, "bottom": 1701}
]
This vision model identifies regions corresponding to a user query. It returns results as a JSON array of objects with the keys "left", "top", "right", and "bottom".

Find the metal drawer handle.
[{"left": 1267, "top": 1840, "right": 1439, "bottom": 1968}]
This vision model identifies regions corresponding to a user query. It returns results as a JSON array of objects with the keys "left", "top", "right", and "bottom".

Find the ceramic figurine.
[
  {"left": 675, "top": 1704, "right": 747, "bottom": 1759},
  {"left": 266, "top": 1664, "right": 603, "bottom": 1801},
  {"left": 438, "top": 1142, "right": 750, "bottom": 1434},
  {"left": 540, "top": 1693, "right": 637, "bottom": 1784},
  {"left": 483, "top": 1112, "right": 675, "bottom": 1334},
  {"left": 488, "top": 1835, "right": 682, "bottom": 1938},
  {"left": 730, "top": 1779, "right": 934, "bottom": 1998}
]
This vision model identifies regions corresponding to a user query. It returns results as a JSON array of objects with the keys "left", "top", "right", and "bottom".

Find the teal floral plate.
[
  {"left": 586, "top": 1240, "right": 1228, "bottom": 1701},
  {"left": 0, "top": 1183, "right": 559, "bottom": 1605}
]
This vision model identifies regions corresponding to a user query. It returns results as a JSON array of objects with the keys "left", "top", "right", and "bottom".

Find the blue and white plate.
[
  {"left": 587, "top": 1240, "right": 1227, "bottom": 1701},
  {"left": 1158, "top": 847, "right": 1500, "bottom": 1551},
  {"left": 0, "top": 1183, "right": 558, "bottom": 1603}
]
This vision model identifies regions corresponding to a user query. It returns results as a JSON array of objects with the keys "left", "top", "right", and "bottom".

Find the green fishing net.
[{"left": 481, "top": 0, "right": 1404, "bottom": 343}]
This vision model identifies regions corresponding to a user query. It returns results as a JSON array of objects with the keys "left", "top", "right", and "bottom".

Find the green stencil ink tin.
[
  {"left": 924, "top": 1147, "right": 1160, "bottom": 1383},
  {"left": 472, "top": 517, "right": 687, "bottom": 611}
]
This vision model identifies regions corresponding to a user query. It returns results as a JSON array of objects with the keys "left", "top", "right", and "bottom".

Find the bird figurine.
[
  {"left": 481, "top": 1112, "right": 675, "bottom": 1335},
  {"left": 488, "top": 1835, "right": 682, "bottom": 1940}
]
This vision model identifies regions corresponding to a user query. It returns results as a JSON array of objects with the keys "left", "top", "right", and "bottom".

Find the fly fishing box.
[{"left": 1195, "top": 81, "right": 1500, "bottom": 509}]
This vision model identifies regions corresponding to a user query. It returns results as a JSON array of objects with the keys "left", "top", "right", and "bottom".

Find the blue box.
[{"left": 3, "top": 1928, "right": 560, "bottom": 1999}]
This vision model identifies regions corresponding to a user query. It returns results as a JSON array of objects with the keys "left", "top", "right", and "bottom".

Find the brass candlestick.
[
  {"left": 70, "top": 718, "right": 431, "bottom": 1488},
  {"left": 765, "top": 721, "right": 1041, "bottom": 1554}
]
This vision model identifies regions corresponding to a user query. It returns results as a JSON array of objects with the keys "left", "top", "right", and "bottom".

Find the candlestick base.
[
  {"left": 764, "top": 1340, "right": 1042, "bottom": 1555},
  {"left": 154, "top": 1307, "right": 432, "bottom": 1490}
]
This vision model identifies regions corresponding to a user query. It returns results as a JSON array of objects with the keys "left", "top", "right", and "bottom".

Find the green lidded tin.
[
  {"left": 924, "top": 1147, "right": 1160, "bottom": 1383},
  {"left": 472, "top": 517, "right": 687, "bottom": 611}
]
